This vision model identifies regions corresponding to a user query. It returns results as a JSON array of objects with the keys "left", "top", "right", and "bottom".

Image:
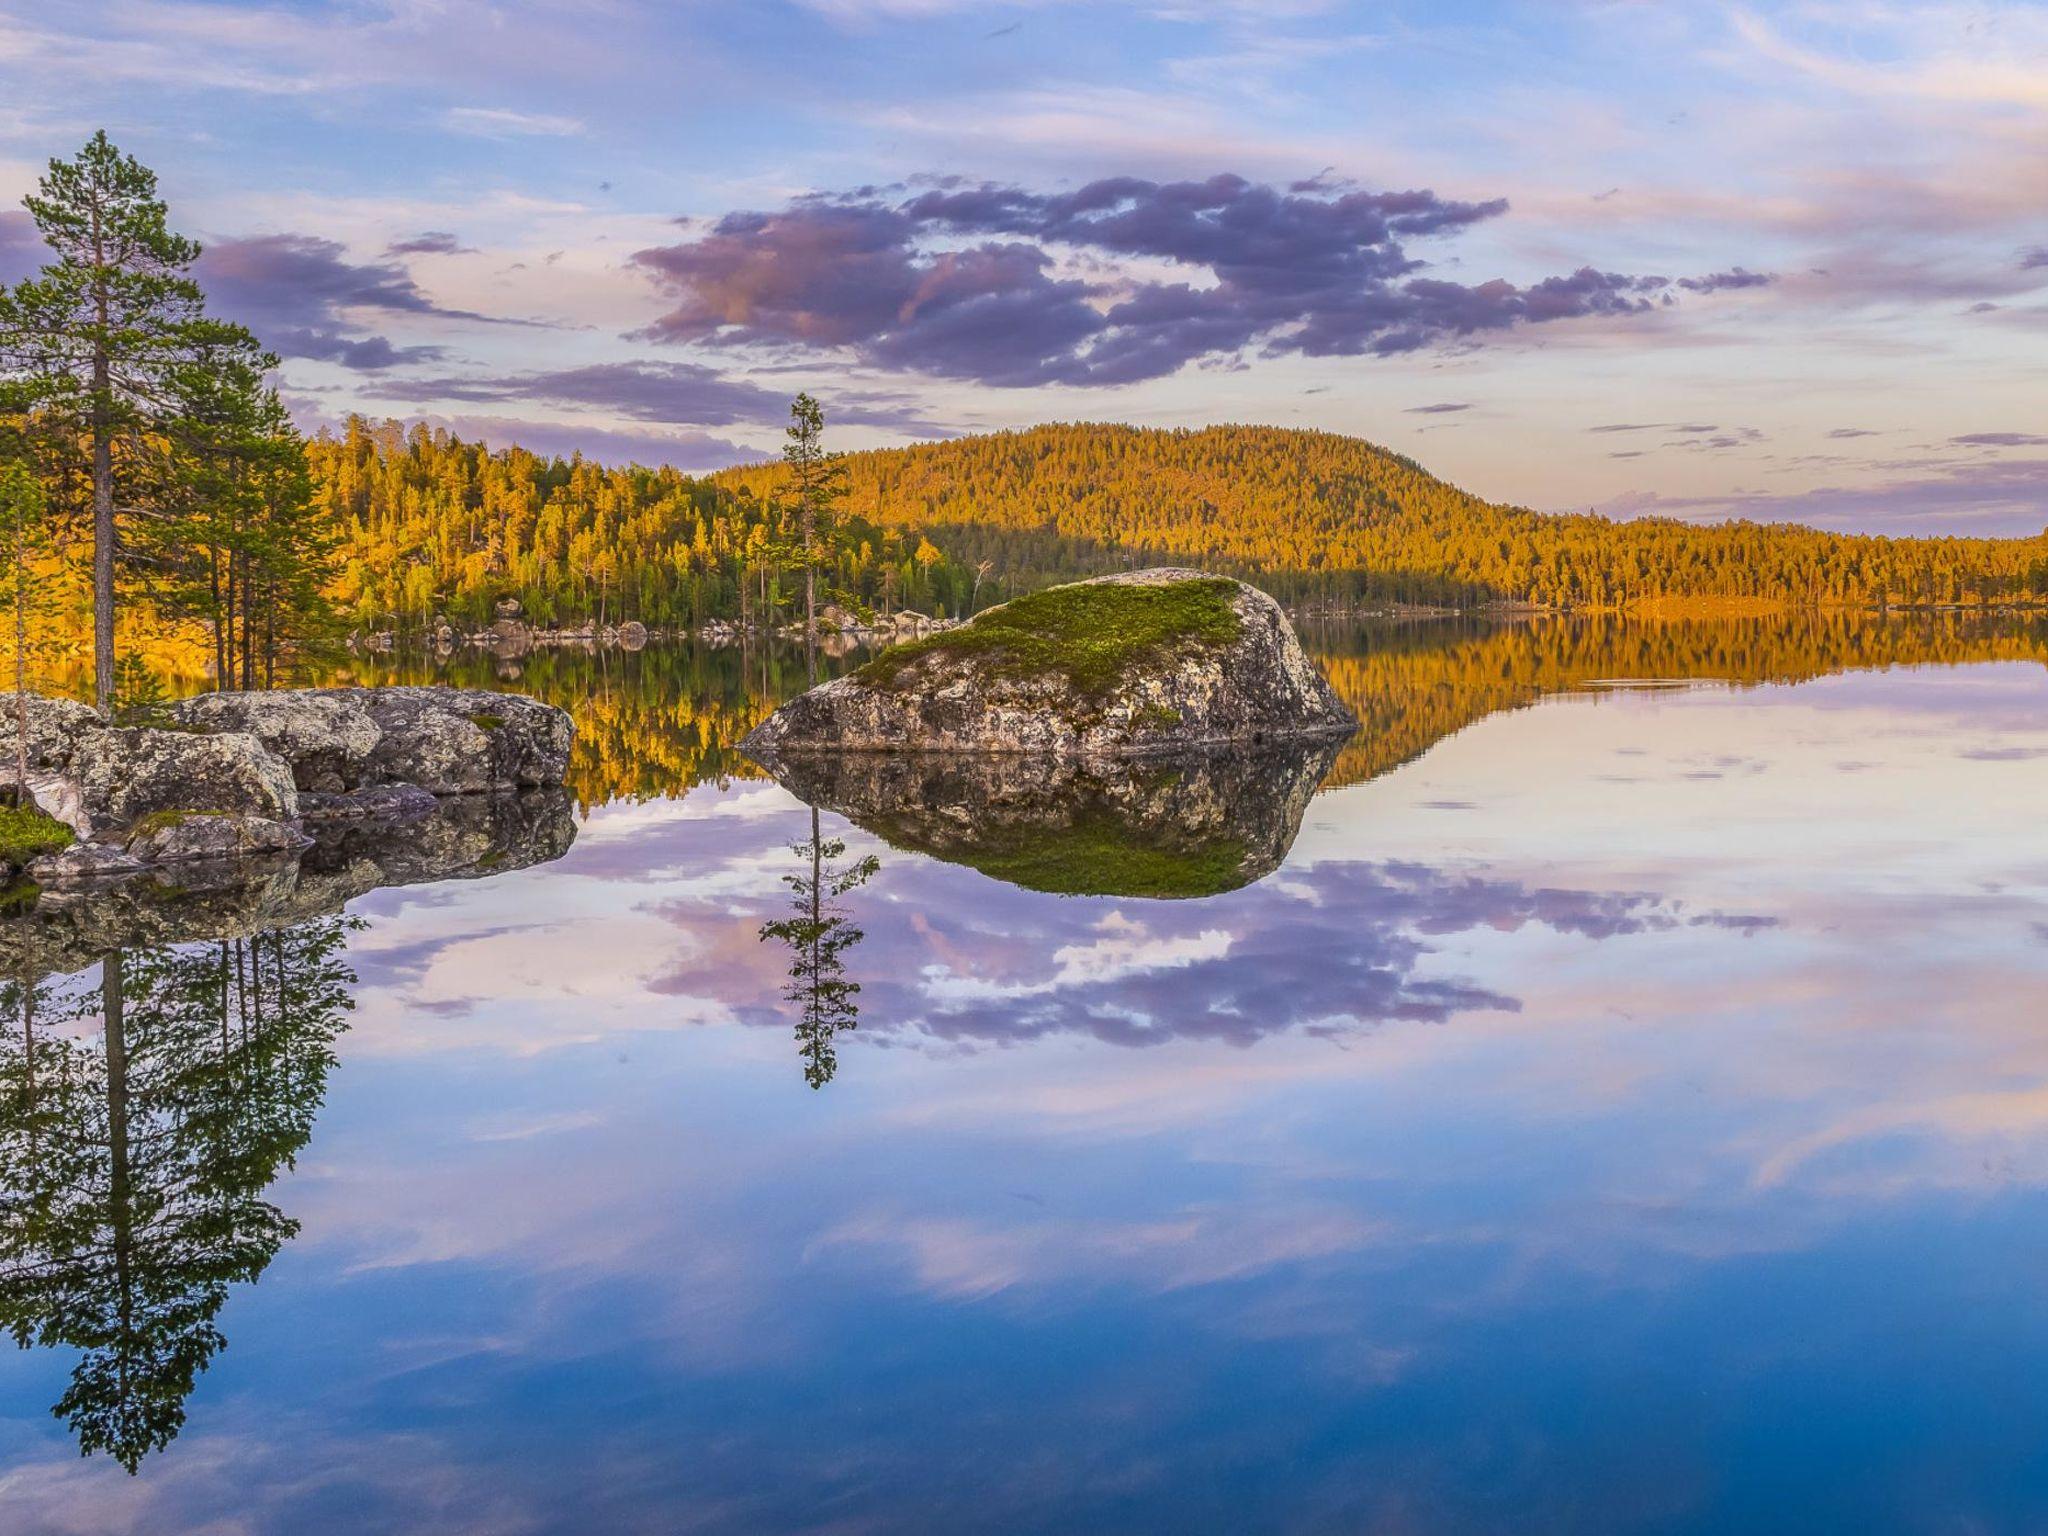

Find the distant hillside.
[
  {"left": 717, "top": 423, "right": 2048, "bottom": 611},
  {"left": 297, "top": 418, "right": 2048, "bottom": 637}
]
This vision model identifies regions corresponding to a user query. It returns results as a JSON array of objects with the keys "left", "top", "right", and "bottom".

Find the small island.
[{"left": 742, "top": 569, "right": 1358, "bottom": 761}]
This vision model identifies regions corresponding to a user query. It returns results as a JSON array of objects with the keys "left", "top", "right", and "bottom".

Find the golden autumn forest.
[{"left": 305, "top": 416, "right": 2048, "bottom": 629}]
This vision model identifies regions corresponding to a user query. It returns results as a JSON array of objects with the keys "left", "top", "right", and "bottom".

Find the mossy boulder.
[{"left": 743, "top": 569, "right": 1356, "bottom": 759}]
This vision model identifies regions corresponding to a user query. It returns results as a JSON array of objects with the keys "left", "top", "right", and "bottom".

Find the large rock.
[
  {"left": 316, "top": 687, "right": 572, "bottom": 793},
  {"left": 65, "top": 726, "right": 299, "bottom": 836},
  {"left": 171, "top": 690, "right": 382, "bottom": 792},
  {"left": 743, "top": 569, "right": 1356, "bottom": 760}
]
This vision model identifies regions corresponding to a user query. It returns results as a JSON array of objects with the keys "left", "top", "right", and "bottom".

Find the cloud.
[
  {"left": 386, "top": 231, "right": 476, "bottom": 256},
  {"left": 0, "top": 208, "right": 42, "bottom": 286},
  {"left": 1675, "top": 267, "right": 1775, "bottom": 293},
  {"left": 1606, "top": 457, "right": 2048, "bottom": 538},
  {"left": 1826, "top": 427, "right": 1881, "bottom": 439},
  {"left": 395, "top": 361, "right": 935, "bottom": 431},
  {"left": 423, "top": 417, "right": 764, "bottom": 471},
  {"left": 632, "top": 173, "right": 1713, "bottom": 388},
  {"left": 443, "top": 106, "right": 585, "bottom": 138},
  {"left": 1951, "top": 431, "right": 2048, "bottom": 448},
  {"left": 1405, "top": 402, "right": 1471, "bottom": 414},
  {"left": 197, "top": 233, "right": 516, "bottom": 370},
  {"left": 2021, "top": 246, "right": 2048, "bottom": 270}
]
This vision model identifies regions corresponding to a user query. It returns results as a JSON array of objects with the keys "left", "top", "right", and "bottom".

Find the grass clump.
[
  {"left": 469, "top": 712, "right": 507, "bottom": 731},
  {"left": 0, "top": 804, "right": 74, "bottom": 871},
  {"left": 858, "top": 577, "right": 1242, "bottom": 697}
]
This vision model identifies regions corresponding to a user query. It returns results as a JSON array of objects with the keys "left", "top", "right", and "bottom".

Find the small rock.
[
  {"left": 298, "top": 782, "right": 440, "bottom": 823},
  {"left": 125, "top": 813, "right": 313, "bottom": 864},
  {"left": 26, "top": 842, "right": 147, "bottom": 884}
]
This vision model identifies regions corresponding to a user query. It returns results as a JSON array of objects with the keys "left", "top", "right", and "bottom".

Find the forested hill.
[
  {"left": 309, "top": 418, "right": 2048, "bottom": 638},
  {"left": 716, "top": 424, "right": 2048, "bottom": 611}
]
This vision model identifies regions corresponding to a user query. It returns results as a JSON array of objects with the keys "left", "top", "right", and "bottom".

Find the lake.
[{"left": 4, "top": 611, "right": 2048, "bottom": 1534}]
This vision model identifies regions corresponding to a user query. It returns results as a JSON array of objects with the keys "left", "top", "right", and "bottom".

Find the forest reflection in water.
[{"left": 330, "top": 607, "right": 2048, "bottom": 810}]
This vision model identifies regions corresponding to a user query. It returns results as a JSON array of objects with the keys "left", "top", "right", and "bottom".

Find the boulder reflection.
[{"left": 752, "top": 739, "right": 1342, "bottom": 901}]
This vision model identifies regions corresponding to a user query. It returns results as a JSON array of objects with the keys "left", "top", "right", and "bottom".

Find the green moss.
[
  {"left": 127, "top": 809, "right": 194, "bottom": 838},
  {"left": 858, "top": 577, "right": 1242, "bottom": 697},
  {"left": 469, "top": 712, "right": 507, "bottom": 731},
  {"left": 1135, "top": 703, "right": 1183, "bottom": 731},
  {"left": 0, "top": 805, "right": 74, "bottom": 871},
  {"left": 0, "top": 879, "right": 41, "bottom": 914}
]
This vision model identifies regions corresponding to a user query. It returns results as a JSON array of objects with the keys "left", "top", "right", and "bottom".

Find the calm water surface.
[{"left": 4, "top": 615, "right": 2048, "bottom": 1534}]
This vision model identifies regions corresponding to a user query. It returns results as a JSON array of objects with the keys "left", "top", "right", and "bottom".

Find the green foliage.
[
  {"left": 110, "top": 654, "right": 174, "bottom": 726},
  {"left": 859, "top": 576, "right": 1242, "bottom": 695},
  {"left": 0, "top": 804, "right": 72, "bottom": 869},
  {"left": 468, "top": 711, "right": 506, "bottom": 731}
]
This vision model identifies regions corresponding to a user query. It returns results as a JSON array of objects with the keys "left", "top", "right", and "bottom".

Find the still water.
[{"left": 4, "top": 613, "right": 2048, "bottom": 1534}]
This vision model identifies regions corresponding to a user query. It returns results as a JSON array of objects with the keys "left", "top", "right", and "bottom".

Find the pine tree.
[{"left": 0, "top": 133, "right": 244, "bottom": 710}]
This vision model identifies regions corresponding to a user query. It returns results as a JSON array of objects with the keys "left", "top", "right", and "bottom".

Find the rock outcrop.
[
  {"left": 742, "top": 569, "right": 1355, "bottom": 761},
  {"left": 0, "top": 685, "right": 573, "bottom": 884},
  {"left": 758, "top": 738, "right": 1341, "bottom": 899},
  {"left": 168, "top": 686, "right": 572, "bottom": 795}
]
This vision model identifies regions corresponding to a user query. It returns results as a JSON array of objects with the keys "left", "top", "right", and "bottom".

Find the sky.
[{"left": 0, "top": 0, "right": 2043, "bottom": 535}]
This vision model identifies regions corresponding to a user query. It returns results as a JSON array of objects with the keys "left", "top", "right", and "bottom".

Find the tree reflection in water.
[
  {"left": 760, "top": 807, "right": 878, "bottom": 1089},
  {"left": 0, "top": 920, "right": 356, "bottom": 1470}
]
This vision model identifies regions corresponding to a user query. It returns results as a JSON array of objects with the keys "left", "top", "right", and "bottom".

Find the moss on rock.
[
  {"left": 0, "top": 805, "right": 75, "bottom": 871},
  {"left": 859, "top": 576, "right": 1243, "bottom": 696}
]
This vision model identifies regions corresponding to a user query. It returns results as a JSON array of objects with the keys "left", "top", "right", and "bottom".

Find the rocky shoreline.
[{"left": 0, "top": 685, "right": 574, "bottom": 888}]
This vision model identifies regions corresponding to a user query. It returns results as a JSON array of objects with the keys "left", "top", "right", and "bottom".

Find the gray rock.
[
  {"left": 125, "top": 812, "right": 314, "bottom": 865},
  {"left": 743, "top": 569, "right": 1356, "bottom": 761},
  {"left": 298, "top": 782, "right": 441, "bottom": 823},
  {"left": 0, "top": 692, "right": 101, "bottom": 773},
  {"left": 26, "top": 842, "right": 146, "bottom": 884},
  {"left": 66, "top": 726, "right": 299, "bottom": 836},
  {"left": 170, "top": 690, "right": 383, "bottom": 792},
  {"left": 313, "top": 686, "right": 573, "bottom": 793}
]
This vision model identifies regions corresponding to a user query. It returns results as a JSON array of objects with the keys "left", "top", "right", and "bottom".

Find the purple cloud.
[
  {"left": 386, "top": 231, "right": 476, "bottom": 256},
  {"left": 0, "top": 209, "right": 42, "bottom": 287},
  {"left": 1676, "top": 267, "right": 1776, "bottom": 293},
  {"left": 2021, "top": 246, "right": 2048, "bottom": 271},
  {"left": 396, "top": 360, "right": 935, "bottom": 431},
  {"left": 632, "top": 174, "right": 1715, "bottom": 388},
  {"left": 197, "top": 233, "right": 516, "bottom": 370},
  {"left": 1952, "top": 432, "right": 2048, "bottom": 448}
]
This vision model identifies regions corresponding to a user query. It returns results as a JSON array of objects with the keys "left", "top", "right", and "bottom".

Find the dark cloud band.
[{"left": 632, "top": 173, "right": 1744, "bottom": 388}]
